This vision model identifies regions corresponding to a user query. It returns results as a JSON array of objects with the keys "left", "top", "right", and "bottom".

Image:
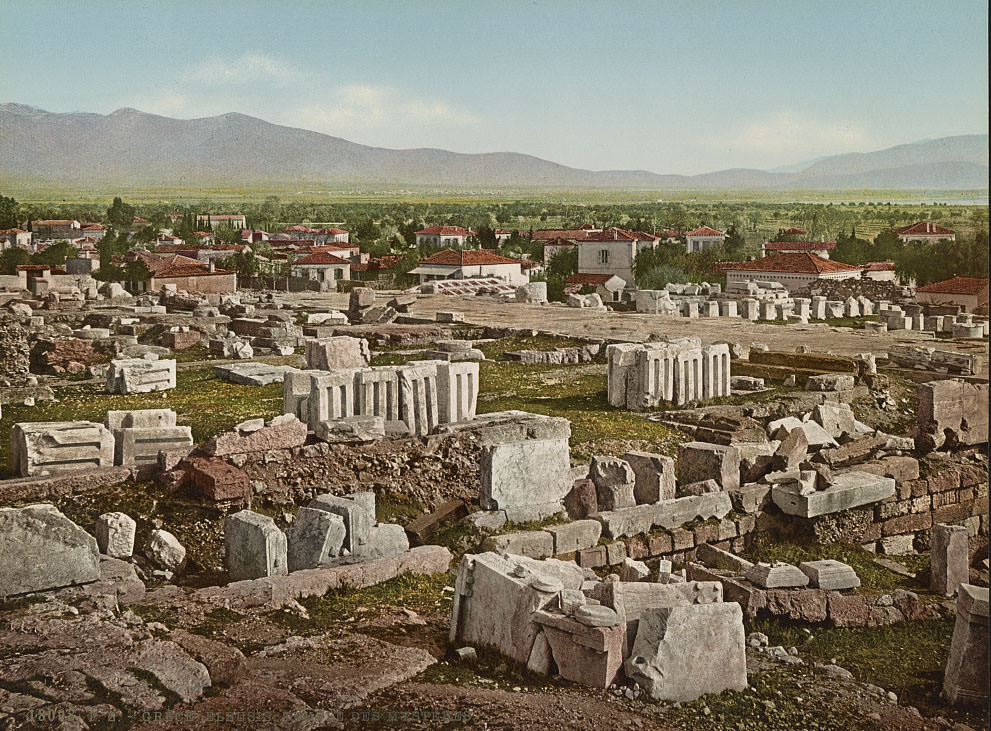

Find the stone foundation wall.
[
  {"left": 0, "top": 314, "right": 31, "bottom": 387},
  {"left": 807, "top": 278, "right": 912, "bottom": 302}
]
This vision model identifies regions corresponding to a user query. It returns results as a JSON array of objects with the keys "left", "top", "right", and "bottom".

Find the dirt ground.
[{"left": 282, "top": 291, "right": 990, "bottom": 377}]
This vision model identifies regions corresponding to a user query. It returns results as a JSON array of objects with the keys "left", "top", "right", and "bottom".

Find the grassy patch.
[
  {"left": 750, "top": 617, "right": 980, "bottom": 724},
  {"left": 476, "top": 361, "right": 682, "bottom": 459},
  {"left": 502, "top": 514, "right": 570, "bottom": 533},
  {"left": 269, "top": 571, "right": 456, "bottom": 636},
  {"left": 742, "top": 539, "right": 923, "bottom": 594},
  {"left": 0, "top": 367, "right": 283, "bottom": 475}
]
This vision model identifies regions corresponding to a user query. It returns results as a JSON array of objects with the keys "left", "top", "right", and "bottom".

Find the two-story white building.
[
  {"left": 0, "top": 228, "right": 33, "bottom": 251},
  {"left": 684, "top": 225, "right": 726, "bottom": 252},
  {"left": 415, "top": 225, "right": 472, "bottom": 248},
  {"left": 576, "top": 228, "right": 659, "bottom": 286}
]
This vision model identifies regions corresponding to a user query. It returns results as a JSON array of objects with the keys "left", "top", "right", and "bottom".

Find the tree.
[
  {"left": 213, "top": 224, "right": 242, "bottom": 246},
  {"left": 0, "top": 194, "right": 19, "bottom": 229},
  {"left": 546, "top": 247, "right": 577, "bottom": 278},
  {"left": 32, "top": 241, "right": 77, "bottom": 266},
  {"left": 106, "top": 197, "right": 135, "bottom": 229},
  {"left": 0, "top": 247, "right": 31, "bottom": 274}
]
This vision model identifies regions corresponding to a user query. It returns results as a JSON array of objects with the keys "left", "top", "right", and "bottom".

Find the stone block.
[
  {"left": 578, "top": 545, "right": 608, "bottom": 568},
  {"left": 943, "top": 584, "right": 989, "bottom": 706},
  {"left": 309, "top": 493, "right": 374, "bottom": 554},
  {"left": 626, "top": 603, "right": 747, "bottom": 701},
  {"left": 287, "top": 507, "right": 346, "bottom": 571},
  {"left": 563, "top": 479, "right": 598, "bottom": 519},
  {"left": 623, "top": 451, "right": 676, "bottom": 503},
  {"left": 360, "top": 523, "right": 411, "bottom": 560},
  {"left": 772, "top": 471, "right": 895, "bottom": 517},
  {"left": 480, "top": 436, "right": 571, "bottom": 517},
  {"left": 106, "top": 357, "right": 176, "bottom": 393},
  {"left": 620, "top": 557, "right": 650, "bottom": 582},
  {"left": 205, "top": 414, "right": 308, "bottom": 456},
  {"left": 95, "top": 511, "right": 136, "bottom": 559},
  {"left": 917, "top": 380, "right": 989, "bottom": 451},
  {"left": 677, "top": 442, "right": 740, "bottom": 491},
  {"left": 185, "top": 457, "right": 250, "bottom": 502},
  {"left": 605, "top": 541, "right": 627, "bottom": 565},
  {"left": 931, "top": 523, "right": 969, "bottom": 597},
  {"left": 225, "top": 510, "right": 288, "bottom": 581},
  {"left": 745, "top": 562, "right": 810, "bottom": 588},
  {"left": 404, "top": 500, "right": 468, "bottom": 546},
  {"left": 146, "top": 529, "right": 186, "bottom": 571},
  {"left": 304, "top": 336, "right": 370, "bottom": 370},
  {"left": 10, "top": 421, "right": 114, "bottom": 477},
  {"left": 0, "top": 504, "right": 100, "bottom": 597},
  {"left": 798, "top": 559, "right": 860, "bottom": 590},
  {"left": 544, "top": 520, "right": 602, "bottom": 554},
  {"left": 589, "top": 456, "right": 636, "bottom": 511}
]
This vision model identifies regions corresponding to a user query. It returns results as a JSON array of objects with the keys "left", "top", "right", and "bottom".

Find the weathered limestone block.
[
  {"left": 309, "top": 493, "right": 374, "bottom": 554},
  {"left": 224, "top": 510, "right": 288, "bottom": 581},
  {"left": 397, "top": 361, "right": 440, "bottom": 436},
  {"left": 543, "top": 519, "right": 602, "bottom": 555},
  {"left": 304, "top": 336, "right": 370, "bottom": 370},
  {"left": 798, "top": 559, "right": 860, "bottom": 590},
  {"left": 745, "top": 562, "right": 810, "bottom": 588},
  {"left": 811, "top": 402, "right": 857, "bottom": 438},
  {"left": 931, "top": 523, "right": 969, "bottom": 597},
  {"left": 481, "top": 530, "right": 555, "bottom": 559},
  {"left": 359, "top": 523, "right": 411, "bottom": 560},
  {"left": 620, "top": 557, "right": 651, "bottom": 582},
  {"left": 10, "top": 421, "right": 114, "bottom": 477},
  {"left": 315, "top": 414, "right": 385, "bottom": 443},
  {"left": 772, "top": 471, "right": 895, "bottom": 517},
  {"left": 287, "top": 507, "right": 346, "bottom": 571},
  {"left": 106, "top": 357, "right": 176, "bottom": 393},
  {"left": 677, "top": 442, "right": 740, "bottom": 491},
  {"left": 516, "top": 281, "right": 548, "bottom": 304},
  {"left": 623, "top": 451, "right": 676, "bottom": 503},
  {"left": 626, "top": 603, "right": 748, "bottom": 701},
  {"left": 146, "top": 529, "right": 186, "bottom": 572},
  {"left": 533, "top": 612, "right": 625, "bottom": 687},
  {"left": 283, "top": 369, "right": 325, "bottom": 423},
  {"left": 204, "top": 414, "right": 307, "bottom": 456},
  {"left": 449, "top": 552, "right": 570, "bottom": 665},
  {"left": 943, "top": 584, "right": 989, "bottom": 706},
  {"left": 0, "top": 504, "right": 100, "bottom": 597},
  {"left": 480, "top": 436, "right": 572, "bottom": 518},
  {"left": 589, "top": 456, "right": 636, "bottom": 511},
  {"left": 114, "top": 425, "right": 193, "bottom": 467},
  {"left": 95, "top": 511, "right": 136, "bottom": 559},
  {"left": 916, "top": 379, "right": 989, "bottom": 451},
  {"left": 435, "top": 361, "right": 479, "bottom": 425},
  {"left": 593, "top": 492, "right": 732, "bottom": 539}
]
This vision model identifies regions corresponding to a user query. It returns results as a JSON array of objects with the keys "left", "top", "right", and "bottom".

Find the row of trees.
[{"left": 833, "top": 229, "right": 989, "bottom": 286}]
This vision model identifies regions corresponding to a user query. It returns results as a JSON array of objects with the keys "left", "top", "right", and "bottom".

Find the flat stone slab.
[
  {"left": 745, "top": 562, "right": 810, "bottom": 589},
  {"left": 771, "top": 470, "right": 895, "bottom": 517},
  {"left": 799, "top": 559, "right": 860, "bottom": 590}
]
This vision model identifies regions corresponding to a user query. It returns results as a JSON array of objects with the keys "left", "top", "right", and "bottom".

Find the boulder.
[{"left": 95, "top": 512, "right": 136, "bottom": 559}]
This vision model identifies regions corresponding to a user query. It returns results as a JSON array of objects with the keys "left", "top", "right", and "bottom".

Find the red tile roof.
[
  {"left": 419, "top": 248, "right": 523, "bottom": 266},
  {"left": 654, "top": 230, "right": 681, "bottom": 239},
  {"left": 763, "top": 241, "right": 836, "bottom": 252},
  {"left": 686, "top": 226, "right": 725, "bottom": 237},
  {"left": 781, "top": 227, "right": 807, "bottom": 235},
  {"left": 584, "top": 227, "right": 639, "bottom": 242},
  {"left": 722, "top": 252, "right": 861, "bottom": 274},
  {"left": 0, "top": 228, "right": 27, "bottom": 234},
  {"left": 81, "top": 223, "right": 105, "bottom": 231},
  {"left": 416, "top": 225, "right": 471, "bottom": 236},
  {"left": 916, "top": 276, "right": 988, "bottom": 295},
  {"left": 863, "top": 261, "right": 894, "bottom": 272},
  {"left": 566, "top": 273, "right": 616, "bottom": 285},
  {"left": 132, "top": 217, "right": 150, "bottom": 223},
  {"left": 34, "top": 220, "right": 78, "bottom": 227},
  {"left": 293, "top": 251, "right": 351, "bottom": 266},
  {"left": 542, "top": 237, "right": 577, "bottom": 247},
  {"left": 350, "top": 255, "right": 399, "bottom": 273},
  {"left": 892, "top": 222, "right": 955, "bottom": 236}
]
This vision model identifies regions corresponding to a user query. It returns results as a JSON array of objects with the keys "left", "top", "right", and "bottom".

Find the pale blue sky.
[{"left": 1, "top": 0, "right": 987, "bottom": 174}]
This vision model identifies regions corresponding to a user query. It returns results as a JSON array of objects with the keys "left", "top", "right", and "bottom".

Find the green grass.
[
  {"left": 0, "top": 366, "right": 283, "bottom": 475},
  {"left": 268, "top": 571, "right": 455, "bottom": 637},
  {"left": 741, "top": 538, "right": 923, "bottom": 594},
  {"left": 750, "top": 616, "right": 982, "bottom": 725}
]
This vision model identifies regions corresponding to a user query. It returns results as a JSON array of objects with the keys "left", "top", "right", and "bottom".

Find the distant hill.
[{"left": 0, "top": 103, "right": 986, "bottom": 190}]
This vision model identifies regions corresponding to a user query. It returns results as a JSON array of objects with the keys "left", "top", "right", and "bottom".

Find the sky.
[{"left": 1, "top": 0, "right": 987, "bottom": 175}]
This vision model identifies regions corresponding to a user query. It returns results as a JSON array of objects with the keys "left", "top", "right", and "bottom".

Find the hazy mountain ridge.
[{"left": 1, "top": 103, "right": 987, "bottom": 189}]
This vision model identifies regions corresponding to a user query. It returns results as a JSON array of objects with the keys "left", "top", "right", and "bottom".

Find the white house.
[
  {"left": 415, "top": 225, "right": 472, "bottom": 248},
  {"left": 289, "top": 251, "right": 351, "bottom": 284},
  {"left": 892, "top": 222, "right": 955, "bottom": 243},
  {"left": 0, "top": 228, "right": 33, "bottom": 251},
  {"left": 862, "top": 261, "right": 896, "bottom": 282},
  {"left": 542, "top": 236, "right": 576, "bottom": 264},
  {"left": 283, "top": 226, "right": 350, "bottom": 244},
  {"left": 409, "top": 248, "right": 526, "bottom": 285},
  {"left": 684, "top": 226, "right": 726, "bottom": 252},
  {"left": 576, "top": 228, "right": 658, "bottom": 286},
  {"left": 762, "top": 240, "right": 836, "bottom": 259},
  {"left": 722, "top": 252, "right": 861, "bottom": 293}
]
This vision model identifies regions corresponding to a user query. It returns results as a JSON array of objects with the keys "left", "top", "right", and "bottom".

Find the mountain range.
[{"left": 0, "top": 103, "right": 987, "bottom": 190}]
